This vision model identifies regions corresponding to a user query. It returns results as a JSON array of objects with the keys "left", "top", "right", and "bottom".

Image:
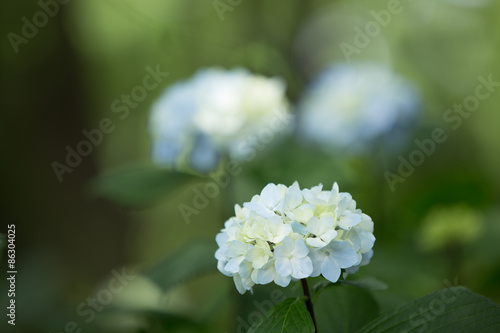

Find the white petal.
[
  {"left": 275, "top": 258, "right": 293, "bottom": 277},
  {"left": 360, "top": 250, "right": 374, "bottom": 266},
  {"left": 215, "top": 247, "right": 228, "bottom": 261},
  {"left": 242, "top": 276, "right": 255, "bottom": 290},
  {"left": 239, "top": 260, "right": 253, "bottom": 278},
  {"left": 233, "top": 275, "right": 247, "bottom": 294},
  {"left": 345, "top": 229, "right": 361, "bottom": 252},
  {"left": 260, "top": 183, "right": 282, "bottom": 208},
  {"left": 226, "top": 240, "right": 247, "bottom": 257},
  {"left": 291, "top": 257, "right": 313, "bottom": 279},
  {"left": 307, "top": 217, "right": 322, "bottom": 235},
  {"left": 337, "top": 197, "right": 347, "bottom": 213},
  {"left": 309, "top": 250, "right": 324, "bottom": 277},
  {"left": 225, "top": 256, "right": 245, "bottom": 273},
  {"left": 321, "top": 256, "right": 341, "bottom": 283},
  {"left": 251, "top": 264, "right": 275, "bottom": 284},
  {"left": 306, "top": 237, "right": 327, "bottom": 248},
  {"left": 275, "top": 236, "right": 294, "bottom": 256},
  {"left": 339, "top": 213, "right": 362, "bottom": 229},
  {"left": 273, "top": 224, "right": 293, "bottom": 243},
  {"left": 359, "top": 230, "right": 376, "bottom": 253},
  {"left": 285, "top": 183, "right": 303, "bottom": 209},
  {"left": 274, "top": 273, "right": 292, "bottom": 287},
  {"left": 252, "top": 255, "right": 269, "bottom": 269},
  {"left": 292, "top": 239, "right": 310, "bottom": 258},
  {"left": 359, "top": 214, "right": 374, "bottom": 232},
  {"left": 331, "top": 182, "right": 339, "bottom": 198},
  {"left": 319, "top": 216, "right": 335, "bottom": 234},
  {"left": 243, "top": 202, "right": 274, "bottom": 218},
  {"left": 330, "top": 241, "right": 360, "bottom": 268},
  {"left": 291, "top": 221, "right": 308, "bottom": 235},
  {"left": 345, "top": 265, "right": 360, "bottom": 275},
  {"left": 217, "top": 261, "right": 231, "bottom": 276},
  {"left": 215, "top": 232, "right": 229, "bottom": 247},
  {"left": 320, "top": 229, "right": 338, "bottom": 245},
  {"left": 303, "top": 189, "right": 325, "bottom": 205}
]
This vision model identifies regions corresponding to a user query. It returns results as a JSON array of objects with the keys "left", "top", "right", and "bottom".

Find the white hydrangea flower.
[
  {"left": 309, "top": 240, "right": 360, "bottom": 283},
  {"left": 274, "top": 237, "right": 313, "bottom": 286},
  {"left": 149, "top": 68, "right": 291, "bottom": 173},
  {"left": 215, "top": 182, "right": 375, "bottom": 294},
  {"left": 298, "top": 63, "right": 419, "bottom": 153}
]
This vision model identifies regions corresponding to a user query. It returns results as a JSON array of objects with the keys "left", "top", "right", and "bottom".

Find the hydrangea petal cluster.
[
  {"left": 149, "top": 68, "right": 290, "bottom": 173},
  {"left": 297, "top": 62, "right": 419, "bottom": 152},
  {"left": 215, "top": 182, "right": 375, "bottom": 294}
]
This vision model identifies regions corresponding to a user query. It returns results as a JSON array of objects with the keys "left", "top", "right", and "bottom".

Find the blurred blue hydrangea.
[
  {"left": 297, "top": 63, "right": 420, "bottom": 153},
  {"left": 149, "top": 68, "right": 291, "bottom": 173}
]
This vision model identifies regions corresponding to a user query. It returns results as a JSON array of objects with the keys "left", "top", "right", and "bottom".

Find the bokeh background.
[{"left": 1, "top": 0, "right": 499, "bottom": 332}]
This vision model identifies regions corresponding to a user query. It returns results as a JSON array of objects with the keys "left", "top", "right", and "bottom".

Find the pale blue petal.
[
  {"left": 330, "top": 241, "right": 359, "bottom": 268},
  {"left": 359, "top": 230, "right": 376, "bottom": 253},
  {"left": 292, "top": 239, "right": 310, "bottom": 258},
  {"left": 279, "top": 236, "right": 294, "bottom": 254},
  {"left": 251, "top": 263, "right": 275, "bottom": 284},
  {"left": 225, "top": 256, "right": 245, "bottom": 273},
  {"left": 291, "top": 221, "right": 308, "bottom": 235},
  {"left": 309, "top": 249, "right": 324, "bottom": 277},
  {"left": 275, "top": 258, "right": 293, "bottom": 277},
  {"left": 274, "top": 273, "right": 292, "bottom": 287},
  {"left": 321, "top": 256, "right": 341, "bottom": 283},
  {"left": 291, "top": 257, "right": 313, "bottom": 279}
]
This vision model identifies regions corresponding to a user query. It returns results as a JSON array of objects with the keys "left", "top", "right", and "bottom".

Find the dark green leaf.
[
  {"left": 360, "top": 287, "right": 500, "bottom": 333},
  {"left": 248, "top": 297, "right": 315, "bottom": 333},
  {"left": 92, "top": 165, "right": 201, "bottom": 208},
  {"left": 315, "top": 285, "right": 379, "bottom": 333},
  {"left": 143, "top": 239, "right": 217, "bottom": 292}
]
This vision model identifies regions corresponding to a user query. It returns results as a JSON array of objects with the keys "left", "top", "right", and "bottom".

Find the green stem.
[{"left": 301, "top": 279, "right": 318, "bottom": 332}]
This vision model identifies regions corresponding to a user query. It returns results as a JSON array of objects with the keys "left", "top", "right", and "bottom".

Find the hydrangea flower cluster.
[
  {"left": 298, "top": 62, "right": 419, "bottom": 152},
  {"left": 215, "top": 182, "right": 375, "bottom": 294},
  {"left": 148, "top": 68, "right": 290, "bottom": 173}
]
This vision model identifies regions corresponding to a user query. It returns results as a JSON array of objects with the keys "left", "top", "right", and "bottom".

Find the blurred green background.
[{"left": 1, "top": 0, "right": 499, "bottom": 332}]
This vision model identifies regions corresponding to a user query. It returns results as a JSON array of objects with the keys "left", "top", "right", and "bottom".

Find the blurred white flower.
[
  {"left": 297, "top": 63, "right": 419, "bottom": 152},
  {"left": 149, "top": 68, "right": 291, "bottom": 173},
  {"left": 215, "top": 181, "right": 375, "bottom": 294}
]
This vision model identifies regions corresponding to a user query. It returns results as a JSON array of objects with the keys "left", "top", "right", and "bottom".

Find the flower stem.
[{"left": 301, "top": 278, "right": 318, "bottom": 332}]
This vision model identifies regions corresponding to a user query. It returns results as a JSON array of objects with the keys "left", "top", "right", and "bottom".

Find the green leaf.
[
  {"left": 315, "top": 285, "right": 379, "bottom": 333},
  {"left": 248, "top": 297, "right": 315, "bottom": 333},
  {"left": 143, "top": 239, "right": 217, "bottom": 292},
  {"left": 92, "top": 165, "right": 200, "bottom": 208},
  {"left": 360, "top": 287, "right": 500, "bottom": 333}
]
